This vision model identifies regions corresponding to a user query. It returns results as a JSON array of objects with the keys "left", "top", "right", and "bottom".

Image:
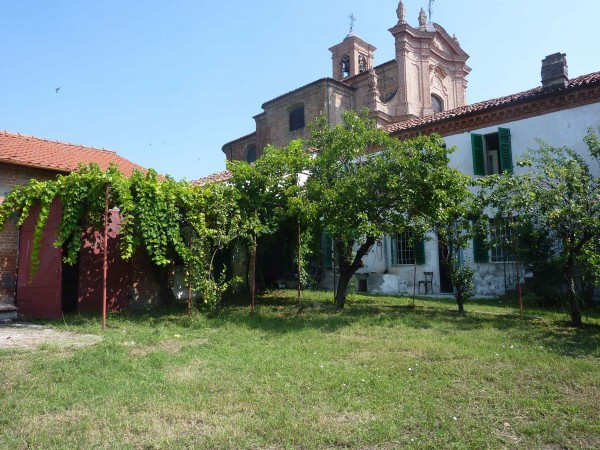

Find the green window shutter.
[
  {"left": 498, "top": 128, "right": 514, "bottom": 174},
  {"left": 471, "top": 133, "right": 485, "bottom": 176},
  {"left": 473, "top": 234, "right": 489, "bottom": 263},
  {"left": 391, "top": 235, "right": 397, "bottom": 266},
  {"left": 323, "top": 232, "right": 333, "bottom": 269},
  {"left": 413, "top": 236, "right": 426, "bottom": 265}
]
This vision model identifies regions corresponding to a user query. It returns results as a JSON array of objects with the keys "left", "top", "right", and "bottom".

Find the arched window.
[
  {"left": 341, "top": 55, "right": 350, "bottom": 78},
  {"left": 289, "top": 105, "right": 305, "bottom": 132},
  {"left": 431, "top": 94, "right": 444, "bottom": 113},
  {"left": 246, "top": 144, "right": 257, "bottom": 163}
]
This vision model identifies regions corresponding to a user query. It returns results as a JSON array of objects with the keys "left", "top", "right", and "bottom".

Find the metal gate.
[{"left": 17, "top": 198, "right": 62, "bottom": 319}]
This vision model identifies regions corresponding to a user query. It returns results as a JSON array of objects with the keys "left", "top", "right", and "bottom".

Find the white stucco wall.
[
  {"left": 329, "top": 102, "right": 600, "bottom": 297},
  {"left": 348, "top": 233, "right": 444, "bottom": 295},
  {"left": 443, "top": 102, "right": 600, "bottom": 295},
  {"left": 444, "top": 102, "right": 600, "bottom": 177}
]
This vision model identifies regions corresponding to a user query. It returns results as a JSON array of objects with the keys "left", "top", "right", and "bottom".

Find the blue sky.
[{"left": 1, "top": 0, "right": 598, "bottom": 180}]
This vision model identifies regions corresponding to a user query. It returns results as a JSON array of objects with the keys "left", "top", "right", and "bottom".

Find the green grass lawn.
[{"left": 1, "top": 291, "right": 599, "bottom": 449}]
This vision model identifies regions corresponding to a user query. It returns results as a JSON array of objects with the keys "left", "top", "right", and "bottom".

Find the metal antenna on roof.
[
  {"left": 429, "top": 0, "right": 435, "bottom": 23},
  {"left": 348, "top": 13, "right": 356, "bottom": 34}
]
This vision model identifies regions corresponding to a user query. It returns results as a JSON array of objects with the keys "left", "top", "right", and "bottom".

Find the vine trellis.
[{"left": 0, "top": 163, "right": 250, "bottom": 322}]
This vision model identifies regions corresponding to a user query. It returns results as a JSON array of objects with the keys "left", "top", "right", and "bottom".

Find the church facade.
[
  {"left": 219, "top": 2, "right": 600, "bottom": 298},
  {"left": 222, "top": 2, "right": 470, "bottom": 164}
]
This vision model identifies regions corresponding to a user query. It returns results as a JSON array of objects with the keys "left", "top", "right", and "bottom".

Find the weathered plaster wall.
[{"left": 444, "top": 102, "right": 600, "bottom": 178}]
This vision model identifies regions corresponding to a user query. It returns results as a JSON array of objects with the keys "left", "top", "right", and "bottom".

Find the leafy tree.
[
  {"left": 447, "top": 256, "right": 475, "bottom": 314},
  {"left": 478, "top": 127, "right": 600, "bottom": 327},
  {"left": 184, "top": 182, "right": 246, "bottom": 308},
  {"left": 307, "top": 111, "right": 472, "bottom": 308},
  {"left": 228, "top": 140, "right": 313, "bottom": 291}
]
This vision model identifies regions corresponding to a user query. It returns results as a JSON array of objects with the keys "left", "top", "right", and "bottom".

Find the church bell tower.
[{"left": 329, "top": 15, "right": 376, "bottom": 80}]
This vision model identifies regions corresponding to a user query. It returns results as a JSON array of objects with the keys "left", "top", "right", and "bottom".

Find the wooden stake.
[
  {"left": 511, "top": 213, "right": 523, "bottom": 320},
  {"left": 333, "top": 239, "right": 337, "bottom": 303},
  {"left": 412, "top": 257, "right": 417, "bottom": 308}
]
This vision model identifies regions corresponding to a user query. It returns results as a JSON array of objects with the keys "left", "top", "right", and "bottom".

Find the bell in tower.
[{"left": 329, "top": 14, "right": 376, "bottom": 81}]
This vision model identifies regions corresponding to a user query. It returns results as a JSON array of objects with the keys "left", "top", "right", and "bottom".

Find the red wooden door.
[{"left": 17, "top": 198, "right": 62, "bottom": 319}]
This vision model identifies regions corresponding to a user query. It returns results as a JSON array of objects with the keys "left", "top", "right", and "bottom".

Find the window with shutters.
[
  {"left": 289, "top": 105, "right": 305, "bottom": 132},
  {"left": 484, "top": 133, "right": 501, "bottom": 175},
  {"left": 391, "top": 231, "right": 426, "bottom": 266},
  {"left": 472, "top": 218, "right": 515, "bottom": 264},
  {"left": 473, "top": 231, "right": 489, "bottom": 263},
  {"left": 471, "top": 128, "right": 513, "bottom": 176}
]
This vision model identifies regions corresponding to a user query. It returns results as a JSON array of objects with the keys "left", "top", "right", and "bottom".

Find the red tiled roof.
[
  {"left": 385, "top": 71, "right": 600, "bottom": 134},
  {"left": 191, "top": 170, "right": 232, "bottom": 186},
  {"left": 0, "top": 131, "right": 146, "bottom": 176}
]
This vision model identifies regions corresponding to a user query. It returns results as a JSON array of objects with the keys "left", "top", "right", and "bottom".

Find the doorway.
[
  {"left": 61, "top": 244, "right": 79, "bottom": 313},
  {"left": 438, "top": 236, "right": 453, "bottom": 294}
]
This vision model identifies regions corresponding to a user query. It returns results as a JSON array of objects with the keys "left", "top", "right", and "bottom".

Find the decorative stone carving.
[
  {"left": 418, "top": 8, "right": 427, "bottom": 29},
  {"left": 367, "top": 69, "right": 380, "bottom": 108},
  {"left": 368, "top": 69, "right": 379, "bottom": 92},
  {"left": 396, "top": 1, "right": 406, "bottom": 24}
]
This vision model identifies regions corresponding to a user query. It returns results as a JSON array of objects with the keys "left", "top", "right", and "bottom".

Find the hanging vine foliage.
[{"left": 0, "top": 163, "right": 250, "bottom": 308}]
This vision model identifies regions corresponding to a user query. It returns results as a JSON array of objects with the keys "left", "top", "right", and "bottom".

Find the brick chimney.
[{"left": 541, "top": 53, "right": 569, "bottom": 90}]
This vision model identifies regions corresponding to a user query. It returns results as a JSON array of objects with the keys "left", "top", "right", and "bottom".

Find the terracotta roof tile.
[
  {"left": 191, "top": 170, "right": 232, "bottom": 186},
  {"left": 0, "top": 131, "right": 147, "bottom": 176},
  {"left": 385, "top": 71, "right": 600, "bottom": 134}
]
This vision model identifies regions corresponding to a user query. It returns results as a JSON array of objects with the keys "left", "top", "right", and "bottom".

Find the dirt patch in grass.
[
  {"left": 0, "top": 323, "right": 100, "bottom": 350},
  {"left": 168, "top": 358, "right": 206, "bottom": 382},
  {"left": 128, "top": 338, "right": 209, "bottom": 356},
  {"left": 331, "top": 411, "right": 376, "bottom": 425}
]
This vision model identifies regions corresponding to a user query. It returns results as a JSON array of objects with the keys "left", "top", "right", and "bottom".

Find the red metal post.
[
  {"left": 187, "top": 240, "right": 192, "bottom": 319},
  {"left": 102, "top": 183, "right": 109, "bottom": 331},
  {"left": 297, "top": 222, "right": 301, "bottom": 306},
  {"left": 252, "top": 234, "right": 256, "bottom": 312}
]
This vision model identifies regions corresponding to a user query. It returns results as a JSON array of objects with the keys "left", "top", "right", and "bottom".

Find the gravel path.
[{"left": 0, "top": 323, "right": 101, "bottom": 350}]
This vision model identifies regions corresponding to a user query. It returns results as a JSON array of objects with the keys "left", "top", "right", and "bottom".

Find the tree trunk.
[
  {"left": 566, "top": 265, "right": 583, "bottom": 327},
  {"left": 457, "top": 296, "right": 465, "bottom": 314},
  {"left": 334, "top": 236, "right": 375, "bottom": 309},
  {"left": 334, "top": 269, "right": 354, "bottom": 309},
  {"left": 244, "top": 246, "right": 251, "bottom": 293}
]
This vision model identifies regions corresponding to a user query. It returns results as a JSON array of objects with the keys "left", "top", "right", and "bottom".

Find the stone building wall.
[
  {"left": 260, "top": 80, "right": 351, "bottom": 148},
  {"left": 225, "top": 80, "right": 356, "bottom": 162},
  {"left": 223, "top": 133, "right": 257, "bottom": 162},
  {"left": 0, "top": 163, "right": 58, "bottom": 304}
]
